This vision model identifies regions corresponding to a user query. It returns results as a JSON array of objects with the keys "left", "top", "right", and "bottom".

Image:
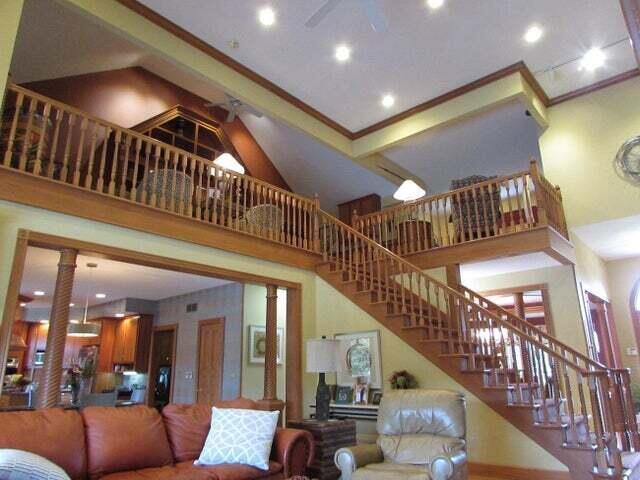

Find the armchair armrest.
[
  {"left": 335, "top": 444, "right": 383, "bottom": 480},
  {"left": 271, "top": 428, "right": 314, "bottom": 478},
  {"left": 430, "top": 449, "right": 467, "bottom": 480}
]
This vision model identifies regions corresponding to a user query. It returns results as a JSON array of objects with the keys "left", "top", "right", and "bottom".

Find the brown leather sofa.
[{"left": 0, "top": 398, "right": 313, "bottom": 479}]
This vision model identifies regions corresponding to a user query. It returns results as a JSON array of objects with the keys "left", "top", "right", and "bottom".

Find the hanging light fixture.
[
  {"left": 393, "top": 179, "right": 426, "bottom": 202},
  {"left": 212, "top": 152, "right": 245, "bottom": 175},
  {"left": 68, "top": 262, "right": 101, "bottom": 338}
]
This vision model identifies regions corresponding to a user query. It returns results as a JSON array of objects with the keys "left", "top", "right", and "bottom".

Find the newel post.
[
  {"left": 255, "top": 284, "right": 285, "bottom": 424},
  {"left": 38, "top": 248, "right": 78, "bottom": 408}
]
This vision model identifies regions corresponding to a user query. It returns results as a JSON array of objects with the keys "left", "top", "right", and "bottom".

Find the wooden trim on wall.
[
  {"left": 0, "top": 168, "right": 320, "bottom": 272},
  {"left": 469, "top": 462, "right": 570, "bottom": 480},
  {"left": 0, "top": 231, "right": 29, "bottom": 396},
  {"left": 548, "top": 69, "right": 640, "bottom": 106},
  {"left": 285, "top": 287, "right": 302, "bottom": 422}
]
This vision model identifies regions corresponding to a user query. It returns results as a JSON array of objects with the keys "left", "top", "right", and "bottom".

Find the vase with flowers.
[
  {"left": 389, "top": 370, "right": 417, "bottom": 390},
  {"left": 67, "top": 358, "right": 95, "bottom": 405}
]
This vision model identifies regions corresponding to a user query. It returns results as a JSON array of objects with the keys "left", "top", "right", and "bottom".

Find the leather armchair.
[{"left": 335, "top": 390, "right": 467, "bottom": 480}]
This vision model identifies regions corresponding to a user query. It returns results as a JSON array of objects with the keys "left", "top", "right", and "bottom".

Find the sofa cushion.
[
  {"left": 162, "top": 399, "right": 258, "bottom": 463},
  {"left": 0, "top": 408, "right": 86, "bottom": 480},
  {"left": 0, "top": 449, "right": 71, "bottom": 480},
  {"left": 81, "top": 405, "right": 173, "bottom": 479},
  {"left": 177, "top": 460, "right": 283, "bottom": 480},
  {"left": 378, "top": 434, "right": 465, "bottom": 465},
  {"left": 353, "top": 463, "right": 429, "bottom": 480},
  {"left": 100, "top": 465, "right": 215, "bottom": 480},
  {"left": 195, "top": 407, "right": 279, "bottom": 470}
]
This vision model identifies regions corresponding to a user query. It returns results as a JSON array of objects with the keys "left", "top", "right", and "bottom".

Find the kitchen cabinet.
[
  {"left": 25, "top": 323, "right": 49, "bottom": 368},
  {"left": 97, "top": 319, "right": 117, "bottom": 373},
  {"left": 111, "top": 315, "right": 152, "bottom": 372}
]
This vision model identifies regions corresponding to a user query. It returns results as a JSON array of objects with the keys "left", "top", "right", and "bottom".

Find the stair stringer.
[{"left": 316, "top": 263, "right": 597, "bottom": 479}]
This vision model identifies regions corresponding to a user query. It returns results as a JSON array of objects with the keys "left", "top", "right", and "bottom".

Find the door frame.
[
  {"left": 584, "top": 290, "right": 623, "bottom": 368},
  {"left": 630, "top": 279, "right": 640, "bottom": 356},
  {"left": 196, "top": 317, "right": 225, "bottom": 404},
  {"left": 0, "top": 230, "right": 304, "bottom": 420},
  {"left": 146, "top": 323, "right": 178, "bottom": 407}
]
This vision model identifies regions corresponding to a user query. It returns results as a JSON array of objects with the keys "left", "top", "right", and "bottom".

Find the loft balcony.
[{"left": 352, "top": 163, "right": 575, "bottom": 269}]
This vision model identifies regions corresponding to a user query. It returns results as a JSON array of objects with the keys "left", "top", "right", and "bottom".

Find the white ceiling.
[
  {"left": 460, "top": 252, "right": 562, "bottom": 282},
  {"left": 240, "top": 112, "right": 396, "bottom": 210},
  {"left": 572, "top": 214, "right": 640, "bottom": 261},
  {"left": 385, "top": 100, "right": 541, "bottom": 195},
  {"left": 137, "top": 0, "right": 636, "bottom": 131},
  {"left": 21, "top": 247, "right": 231, "bottom": 309}
]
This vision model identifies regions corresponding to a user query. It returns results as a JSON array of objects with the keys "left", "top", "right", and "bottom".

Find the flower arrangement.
[{"left": 389, "top": 370, "right": 417, "bottom": 389}]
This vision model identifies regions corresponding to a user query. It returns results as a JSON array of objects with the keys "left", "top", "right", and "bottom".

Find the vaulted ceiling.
[{"left": 136, "top": 0, "right": 636, "bottom": 133}]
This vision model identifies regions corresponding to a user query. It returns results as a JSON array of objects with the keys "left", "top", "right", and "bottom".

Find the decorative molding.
[{"left": 548, "top": 69, "right": 640, "bottom": 106}]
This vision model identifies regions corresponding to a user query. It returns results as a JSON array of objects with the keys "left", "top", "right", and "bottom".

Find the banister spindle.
[
  {"left": 3, "top": 91, "right": 24, "bottom": 167},
  {"left": 108, "top": 129, "right": 122, "bottom": 195},
  {"left": 17, "top": 97, "right": 37, "bottom": 172}
]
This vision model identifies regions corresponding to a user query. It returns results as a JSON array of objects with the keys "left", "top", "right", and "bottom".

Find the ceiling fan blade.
[
  {"left": 305, "top": 0, "right": 342, "bottom": 28},
  {"left": 360, "top": 0, "right": 388, "bottom": 32}
]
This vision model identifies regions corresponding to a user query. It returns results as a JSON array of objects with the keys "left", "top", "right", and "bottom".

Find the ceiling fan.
[
  {"left": 206, "top": 94, "right": 263, "bottom": 123},
  {"left": 305, "top": 0, "right": 388, "bottom": 32}
]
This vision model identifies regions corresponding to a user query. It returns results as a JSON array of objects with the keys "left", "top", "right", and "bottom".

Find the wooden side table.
[{"left": 287, "top": 419, "right": 356, "bottom": 480}]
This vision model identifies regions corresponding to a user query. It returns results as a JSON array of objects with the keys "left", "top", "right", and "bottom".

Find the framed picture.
[
  {"left": 335, "top": 386, "right": 353, "bottom": 404},
  {"left": 249, "top": 325, "right": 284, "bottom": 364},
  {"left": 354, "top": 383, "right": 369, "bottom": 405},
  {"left": 335, "top": 330, "right": 382, "bottom": 389},
  {"left": 370, "top": 390, "right": 383, "bottom": 405}
]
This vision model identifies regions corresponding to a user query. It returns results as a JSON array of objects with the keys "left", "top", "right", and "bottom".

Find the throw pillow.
[
  {"left": 0, "top": 449, "right": 70, "bottom": 480},
  {"left": 195, "top": 407, "right": 279, "bottom": 470}
]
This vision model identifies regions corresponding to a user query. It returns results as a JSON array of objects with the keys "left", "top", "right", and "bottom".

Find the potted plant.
[{"left": 389, "top": 370, "right": 418, "bottom": 389}]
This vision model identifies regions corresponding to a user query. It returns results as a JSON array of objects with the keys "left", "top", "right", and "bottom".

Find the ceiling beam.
[{"left": 621, "top": 0, "right": 640, "bottom": 67}]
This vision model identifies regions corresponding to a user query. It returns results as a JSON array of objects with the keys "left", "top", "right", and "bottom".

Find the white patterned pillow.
[
  {"left": 195, "top": 407, "right": 279, "bottom": 470},
  {"left": 0, "top": 449, "right": 70, "bottom": 480}
]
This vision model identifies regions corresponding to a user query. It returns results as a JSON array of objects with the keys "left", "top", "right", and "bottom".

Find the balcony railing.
[
  {"left": 0, "top": 84, "right": 319, "bottom": 252},
  {"left": 352, "top": 162, "right": 569, "bottom": 257}
]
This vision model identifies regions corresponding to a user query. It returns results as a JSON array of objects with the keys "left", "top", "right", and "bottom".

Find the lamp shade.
[
  {"left": 213, "top": 153, "right": 245, "bottom": 175},
  {"left": 393, "top": 179, "right": 426, "bottom": 202},
  {"left": 306, "top": 338, "right": 339, "bottom": 373}
]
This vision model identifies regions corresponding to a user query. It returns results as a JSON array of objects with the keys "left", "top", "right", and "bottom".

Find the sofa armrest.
[
  {"left": 335, "top": 444, "right": 383, "bottom": 480},
  {"left": 271, "top": 428, "right": 314, "bottom": 478},
  {"left": 430, "top": 449, "right": 467, "bottom": 480}
]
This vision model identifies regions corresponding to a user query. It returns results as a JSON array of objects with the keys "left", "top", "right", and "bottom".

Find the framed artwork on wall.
[
  {"left": 334, "top": 330, "right": 382, "bottom": 389},
  {"left": 249, "top": 325, "right": 284, "bottom": 365}
]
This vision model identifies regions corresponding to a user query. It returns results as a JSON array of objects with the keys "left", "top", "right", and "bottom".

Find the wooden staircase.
[{"left": 316, "top": 212, "right": 640, "bottom": 480}]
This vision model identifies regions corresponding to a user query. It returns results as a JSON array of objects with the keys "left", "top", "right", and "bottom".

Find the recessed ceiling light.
[
  {"left": 581, "top": 48, "right": 606, "bottom": 71},
  {"left": 524, "top": 25, "right": 543, "bottom": 44},
  {"left": 427, "top": 0, "right": 444, "bottom": 9},
  {"left": 258, "top": 6, "right": 276, "bottom": 26},
  {"left": 115, "top": 313, "right": 125, "bottom": 318},
  {"left": 95, "top": 293, "right": 107, "bottom": 299},
  {"left": 39, "top": 320, "right": 49, "bottom": 324},
  {"left": 335, "top": 44, "right": 351, "bottom": 62},
  {"left": 33, "top": 291, "right": 45, "bottom": 296},
  {"left": 19, "top": 302, "right": 26, "bottom": 307},
  {"left": 69, "top": 303, "right": 75, "bottom": 307},
  {"left": 381, "top": 94, "right": 395, "bottom": 108}
]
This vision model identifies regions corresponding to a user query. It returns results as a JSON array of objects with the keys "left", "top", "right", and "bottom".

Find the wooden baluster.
[
  {"left": 487, "top": 182, "right": 500, "bottom": 237},
  {"left": 513, "top": 175, "right": 525, "bottom": 230},
  {"left": 470, "top": 185, "right": 482, "bottom": 239},
  {"left": 108, "top": 130, "right": 122, "bottom": 196},
  {"left": 3, "top": 91, "right": 24, "bottom": 167},
  {"left": 46, "top": 107, "right": 63, "bottom": 179},
  {"left": 72, "top": 117, "right": 88, "bottom": 186},
  {"left": 59, "top": 113, "right": 75, "bottom": 183},
  {"left": 119, "top": 135, "right": 132, "bottom": 198},
  {"left": 576, "top": 371, "right": 590, "bottom": 446},
  {"left": 149, "top": 145, "right": 160, "bottom": 207},
  {"left": 129, "top": 137, "right": 142, "bottom": 202},
  {"left": 166, "top": 150, "right": 176, "bottom": 212},
  {"left": 208, "top": 166, "right": 216, "bottom": 224},
  {"left": 18, "top": 97, "right": 37, "bottom": 172},
  {"left": 95, "top": 126, "right": 110, "bottom": 193},
  {"left": 83, "top": 122, "right": 98, "bottom": 188},
  {"left": 138, "top": 141, "right": 151, "bottom": 204},
  {"left": 32, "top": 102, "right": 51, "bottom": 176}
]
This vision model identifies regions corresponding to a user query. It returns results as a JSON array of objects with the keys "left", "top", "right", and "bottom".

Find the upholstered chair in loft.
[
  {"left": 335, "top": 390, "right": 467, "bottom": 480},
  {"left": 450, "top": 174, "right": 501, "bottom": 242}
]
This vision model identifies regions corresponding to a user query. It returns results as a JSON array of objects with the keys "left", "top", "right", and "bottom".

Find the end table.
[{"left": 287, "top": 419, "right": 356, "bottom": 480}]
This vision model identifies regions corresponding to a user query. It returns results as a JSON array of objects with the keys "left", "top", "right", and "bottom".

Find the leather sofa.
[
  {"left": 335, "top": 390, "right": 467, "bottom": 480},
  {"left": 0, "top": 398, "right": 313, "bottom": 479}
]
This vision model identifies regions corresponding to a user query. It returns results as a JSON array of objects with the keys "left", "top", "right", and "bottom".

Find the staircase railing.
[
  {"left": 317, "top": 210, "right": 638, "bottom": 476},
  {"left": 0, "top": 84, "right": 319, "bottom": 252},
  {"left": 352, "top": 161, "right": 569, "bottom": 257}
]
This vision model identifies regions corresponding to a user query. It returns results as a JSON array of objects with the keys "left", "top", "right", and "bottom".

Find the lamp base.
[{"left": 315, "top": 372, "right": 331, "bottom": 421}]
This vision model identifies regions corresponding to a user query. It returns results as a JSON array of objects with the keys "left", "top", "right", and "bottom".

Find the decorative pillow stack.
[
  {"left": 0, "top": 449, "right": 71, "bottom": 480},
  {"left": 195, "top": 407, "right": 280, "bottom": 470}
]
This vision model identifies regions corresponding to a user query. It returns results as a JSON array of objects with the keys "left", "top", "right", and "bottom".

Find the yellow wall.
[
  {"left": 241, "top": 284, "right": 287, "bottom": 401},
  {"left": 313, "top": 276, "right": 567, "bottom": 471},
  {"left": 539, "top": 77, "right": 640, "bottom": 228},
  {"left": 606, "top": 256, "right": 640, "bottom": 384},
  {"left": 572, "top": 235, "right": 611, "bottom": 302}
]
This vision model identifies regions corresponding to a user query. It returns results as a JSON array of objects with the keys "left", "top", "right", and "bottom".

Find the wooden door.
[
  {"left": 585, "top": 291, "right": 622, "bottom": 368},
  {"left": 196, "top": 318, "right": 225, "bottom": 405}
]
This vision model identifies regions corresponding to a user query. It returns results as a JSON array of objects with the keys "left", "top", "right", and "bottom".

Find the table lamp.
[{"left": 306, "top": 336, "right": 339, "bottom": 421}]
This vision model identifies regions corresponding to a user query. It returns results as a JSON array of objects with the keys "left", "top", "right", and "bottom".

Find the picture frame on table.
[
  {"left": 249, "top": 325, "right": 284, "bottom": 364},
  {"left": 335, "top": 386, "right": 354, "bottom": 404},
  {"left": 370, "top": 390, "right": 383, "bottom": 405},
  {"left": 334, "top": 330, "right": 382, "bottom": 389}
]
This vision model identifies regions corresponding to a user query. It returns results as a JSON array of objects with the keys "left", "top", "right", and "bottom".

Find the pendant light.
[
  {"left": 393, "top": 179, "right": 426, "bottom": 202},
  {"left": 67, "top": 262, "right": 101, "bottom": 337}
]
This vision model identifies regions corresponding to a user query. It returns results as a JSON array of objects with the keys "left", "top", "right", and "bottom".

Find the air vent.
[{"left": 186, "top": 303, "right": 198, "bottom": 313}]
